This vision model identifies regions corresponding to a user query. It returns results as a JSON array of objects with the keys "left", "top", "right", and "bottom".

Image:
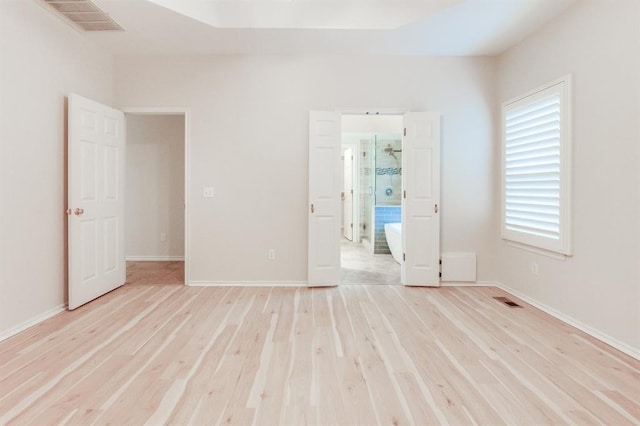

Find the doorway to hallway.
[{"left": 124, "top": 111, "right": 187, "bottom": 286}]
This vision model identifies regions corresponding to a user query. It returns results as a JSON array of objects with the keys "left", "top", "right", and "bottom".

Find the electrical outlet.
[
  {"left": 267, "top": 249, "right": 276, "bottom": 260},
  {"left": 203, "top": 186, "right": 215, "bottom": 198},
  {"left": 160, "top": 232, "right": 167, "bottom": 242},
  {"left": 530, "top": 262, "right": 539, "bottom": 276}
]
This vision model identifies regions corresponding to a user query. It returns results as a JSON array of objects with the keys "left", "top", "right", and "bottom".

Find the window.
[{"left": 502, "top": 75, "right": 572, "bottom": 255}]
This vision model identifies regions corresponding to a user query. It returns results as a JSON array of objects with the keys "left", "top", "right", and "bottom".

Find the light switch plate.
[{"left": 203, "top": 187, "right": 215, "bottom": 198}]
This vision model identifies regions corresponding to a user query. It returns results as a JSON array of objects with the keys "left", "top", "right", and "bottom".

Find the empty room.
[{"left": 1, "top": 0, "right": 638, "bottom": 424}]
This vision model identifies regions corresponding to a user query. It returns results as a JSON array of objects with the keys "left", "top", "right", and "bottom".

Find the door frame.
[
  {"left": 121, "top": 107, "right": 191, "bottom": 285},
  {"left": 341, "top": 142, "right": 359, "bottom": 242},
  {"left": 336, "top": 107, "right": 439, "bottom": 285},
  {"left": 339, "top": 108, "right": 409, "bottom": 246}
]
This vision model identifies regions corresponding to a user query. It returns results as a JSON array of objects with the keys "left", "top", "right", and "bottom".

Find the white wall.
[
  {"left": 497, "top": 0, "right": 640, "bottom": 354},
  {"left": 342, "top": 115, "right": 403, "bottom": 134},
  {"left": 125, "top": 115, "right": 185, "bottom": 260},
  {"left": 0, "top": 1, "right": 113, "bottom": 335},
  {"left": 114, "top": 55, "right": 498, "bottom": 284}
]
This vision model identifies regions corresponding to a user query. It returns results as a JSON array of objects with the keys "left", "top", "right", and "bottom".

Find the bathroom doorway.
[
  {"left": 340, "top": 114, "right": 403, "bottom": 285},
  {"left": 308, "top": 109, "right": 441, "bottom": 287}
]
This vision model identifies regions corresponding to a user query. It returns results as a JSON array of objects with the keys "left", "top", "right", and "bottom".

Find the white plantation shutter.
[{"left": 502, "top": 77, "right": 572, "bottom": 255}]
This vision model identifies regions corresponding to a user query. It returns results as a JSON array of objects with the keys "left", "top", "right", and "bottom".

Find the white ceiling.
[
  {"left": 144, "top": 0, "right": 462, "bottom": 30},
  {"left": 86, "top": 0, "right": 576, "bottom": 56}
]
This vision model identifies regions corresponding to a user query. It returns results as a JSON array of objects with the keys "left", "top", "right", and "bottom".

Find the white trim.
[
  {"left": 501, "top": 74, "right": 573, "bottom": 256},
  {"left": 337, "top": 107, "right": 409, "bottom": 115},
  {"left": 188, "top": 281, "right": 308, "bottom": 287},
  {"left": 126, "top": 256, "right": 185, "bottom": 262},
  {"left": 440, "top": 281, "right": 488, "bottom": 287},
  {"left": 0, "top": 304, "right": 66, "bottom": 342},
  {"left": 121, "top": 107, "right": 191, "bottom": 286},
  {"left": 120, "top": 107, "right": 188, "bottom": 115},
  {"left": 495, "top": 281, "right": 640, "bottom": 361},
  {"left": 504, "top": 75, "right": 571, "bottom": 105},
  {"left": 440, "top": 281, "right": 503, "bottom": 287},
  {"left": 477, "top": 280, "right": 503, "bottom": 287},
  {"left": 505, "top": 241, "right": 567, "bottom": 260}
]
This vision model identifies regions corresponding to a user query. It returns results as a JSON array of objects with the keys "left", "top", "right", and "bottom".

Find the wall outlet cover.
[{"left": 203, "top": 187, "right": 215, "bottom": 198}]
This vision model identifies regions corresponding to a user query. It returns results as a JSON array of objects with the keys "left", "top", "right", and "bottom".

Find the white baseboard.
[
  {"left": 0, "top": 304, "right": 66, "bottom": 342},
  {"left": 188, "top": 281, "right": 308, "bottom": 287},
  {"left": 126, "top": 256, "right": 185, "bottom": 262},
  {"left": 440, "top": 280, "right": 494, "bottom": 287},
  {"left": 495, "top": 281, "right": 640, "bottom": 361},
  {"left": 3, "top": 282, "right": 636, "bottom": 361}
]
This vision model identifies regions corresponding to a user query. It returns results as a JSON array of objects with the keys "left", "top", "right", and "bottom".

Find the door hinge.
[
  {"left": 403, "top": 253, "right": 406, "bottom": 261},
  {"left": 341, "top": 192, "right": 345, "bottom": 200},
  {"left": 350, "top": 223, "right": 353, "bottom": 228},
  {"left": 403, "top": 127, "right": 407, "bottom": 137},
  {"left": 403, "top": 190, "right": 407, "bottom": 199},
  {"left": 439, "top": 258, "right": 442, "bottom": 278}
]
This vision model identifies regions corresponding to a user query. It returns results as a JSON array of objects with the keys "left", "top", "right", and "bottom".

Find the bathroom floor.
[{"left": 340, "top": 239, "right": 401, "bottom": 285}]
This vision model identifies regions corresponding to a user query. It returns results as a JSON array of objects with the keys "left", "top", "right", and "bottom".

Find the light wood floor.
[
  {"left": 126, "top": 261, "right": 184, "bottom": 285},
  {"left": 1, "top": 285, "right": 638, "bottom": 425}
]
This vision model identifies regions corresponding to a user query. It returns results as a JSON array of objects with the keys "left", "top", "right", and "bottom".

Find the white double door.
[
  {"left": 308, "top": 111, "right": 440, "bottom": 287},
  {"left": 67, "top": 94, "right": 126, "bottom": 310}
]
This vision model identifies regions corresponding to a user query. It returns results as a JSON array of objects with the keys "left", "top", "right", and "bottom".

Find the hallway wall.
[{"left": 125, "top": 115, "right": 185, "bottom": 260}]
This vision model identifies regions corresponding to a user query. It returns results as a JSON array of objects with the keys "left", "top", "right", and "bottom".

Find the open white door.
[
  {"left": 68, "top": 94, "right": 126, "bottom": 309},
  {"left": 402, "top": 112, "right": 440, "bottom": 286},
  {"left": 308, "top": 111, "right": 341, "bottom": 287},
  {"left": 343, "top": 148, "right": 354, "bottom": 241}
]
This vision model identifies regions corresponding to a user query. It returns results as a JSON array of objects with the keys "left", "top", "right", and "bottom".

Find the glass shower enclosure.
[{"left": 359, "top": 134, "right": 402, "bottom": 252}]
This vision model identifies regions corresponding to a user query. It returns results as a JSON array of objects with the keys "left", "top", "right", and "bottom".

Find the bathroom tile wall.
[
  {"left": 375, "top": 138, "right": 402, "bottom": 206},
  {"left": 374, "top": 206, "right": 401, "bottom": 254}
]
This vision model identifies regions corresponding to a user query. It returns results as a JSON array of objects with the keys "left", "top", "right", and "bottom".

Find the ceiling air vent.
[{"left": 43, "top": 0, "right": 124, "bottom": 31}]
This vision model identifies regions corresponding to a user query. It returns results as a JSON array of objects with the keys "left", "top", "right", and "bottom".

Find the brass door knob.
[{"left": 74, "top": 208, "right": 84, "bottom": 216}]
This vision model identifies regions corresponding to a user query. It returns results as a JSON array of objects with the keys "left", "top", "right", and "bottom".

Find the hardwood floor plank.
[
  {"left": 251, "top": 342, "right": 292, "bottom": 425},
  {"left": 341, "top": 288, "right": 412, "bottom": 425},
  {"left": 164, "top": 325, "right": 238, "bottom": 425},
  {"left": 597, "top": 389, "right": 640, "bottom": 423},
  {"left": 1, "top": 284, "right": 638, "bottom": 425},
  {"left": 280, "top": 288, "right": 316, "bottom": 425}
]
